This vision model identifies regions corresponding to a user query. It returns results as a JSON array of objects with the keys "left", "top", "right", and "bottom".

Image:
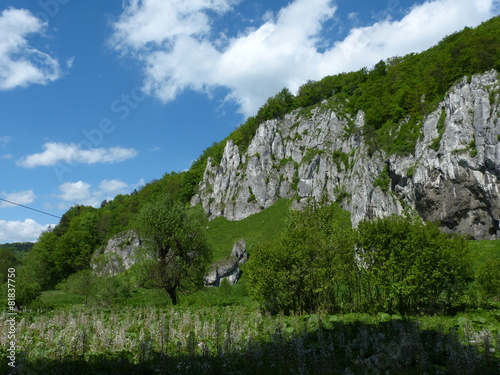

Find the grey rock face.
[
  {"left": 204, "top": 239, "right": 249, "bottom": 287},
  {"left": 192, "top": 71, "right": 500, "bottom": 239},
  {"left": 92, "top": 229, "right": 141, "bottom": 276}
]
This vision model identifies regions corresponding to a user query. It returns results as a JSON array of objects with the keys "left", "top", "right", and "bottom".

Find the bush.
[
  {"left": 247, "top": 206, "right": 473, "bottom": 316},
  {"left": 246, "top": 202, "right": 354, "bottom": 314},
  {"left": 356, "top": 215, "right": 473, "bottom": 314},
  {"left": 58, "top": 270, "right": 131, "bottom": 306}
]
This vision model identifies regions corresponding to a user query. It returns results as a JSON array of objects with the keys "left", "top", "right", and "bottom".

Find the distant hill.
[{"left": 0, "top": 242, "right": 34, "bottom": 259}]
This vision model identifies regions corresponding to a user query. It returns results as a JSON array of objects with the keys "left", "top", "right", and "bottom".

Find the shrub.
[
  {"left": 246, "top": 202, "right": 354, "bottom": 314},
  {"left": 356, "top": 215, "right": 473, "bottom": 314},
  {"left": 373, "top": 165, "right": 391, "bottom": 191}
]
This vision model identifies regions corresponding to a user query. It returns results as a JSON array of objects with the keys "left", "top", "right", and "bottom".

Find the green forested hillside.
[
  {"left": 0, "top": 242, "right": 33, "bottom": 258},
  {"left": 10, "top": 16, "right": 500, "bottom": 304}
]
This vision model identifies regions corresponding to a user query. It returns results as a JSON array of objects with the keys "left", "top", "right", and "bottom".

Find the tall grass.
[{"left": 1, "top": 306, "right": 498, "bottom": 374}]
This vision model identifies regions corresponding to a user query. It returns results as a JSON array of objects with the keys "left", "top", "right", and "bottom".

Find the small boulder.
[
  {"left": 231, "top": 239, "right": 248, "bottom": 264},
  {"left": 204, "top": 239, "right": 249, "bottom": 287}
]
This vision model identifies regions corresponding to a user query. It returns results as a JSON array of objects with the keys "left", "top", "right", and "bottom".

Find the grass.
[
  {"left": 123, "top": 289, "right": 170, "bottom": 307},
  {"left": 39, "top": 290, "right": 85, "bottom": 306},
  {"left": 205, "top": 199, "right": 291, "bottom": 260},
  {"left": 468, "top": 239, "right": 500, "bottom": 269}
]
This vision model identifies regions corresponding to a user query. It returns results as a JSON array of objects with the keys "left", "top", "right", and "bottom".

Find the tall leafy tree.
[
  {"left": 135, "top": 197, "right": 211, "bottom": 305},
  {"left": 246, "top": 202, "right": 354, "bottom": 314},
  {"left": 356, "top": 215, "right": 473, "bottom": 314}
]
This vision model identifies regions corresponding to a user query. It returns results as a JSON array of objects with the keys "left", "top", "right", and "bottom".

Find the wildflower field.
[{"left": 1, "top": 305, "right": 499, "bottom": 375}]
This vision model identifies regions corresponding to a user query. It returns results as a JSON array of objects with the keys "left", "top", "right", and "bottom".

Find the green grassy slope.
[
  {"left": 205, "top": 199, "right": 292, "bottom": 259},
  {"left": 468, "top": 239, "right": 500, "bottom": 269}
]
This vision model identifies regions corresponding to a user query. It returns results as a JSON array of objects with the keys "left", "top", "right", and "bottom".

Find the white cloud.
[
  {"left": 110, "top": 0, "right": 498, "bottom": 116},
  {"left": 111, "top": 0, "right": 238, "bottom": 50},
  {"left": 0, "top": 219, "right": 53, "bottom": 243},
  {"left": 58, "top": 179, "right": 131, "bottom": 208},
  {"left": 58, "top": 181, "right": 94, "bottom": 205},
  {"left": 99, "top": 179, "right": 129, "bottom": 194},
  {"left": 0, "top": 7, "right": 61, "bottom": 90},
  {"left": 17, "top": 142, "right": 138, "bottom": 168},
  {"left": 0, "top": 189, "right": 35, "bottom": 208}
]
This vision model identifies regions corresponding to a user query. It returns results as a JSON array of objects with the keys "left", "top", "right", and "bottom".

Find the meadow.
[
  {"left": 2, "top": 202, "right": 499, "bottom": 374},
  {"left": 1, "top": 303, "right": 499, "bottom": 374},
  {"left": 0, "top": 236, "right": 498, "bottom": 375}
]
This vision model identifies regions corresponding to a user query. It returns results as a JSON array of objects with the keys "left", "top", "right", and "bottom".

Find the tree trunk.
[{"left": 166, "top": 288, "right": 178, "bottom": 305}]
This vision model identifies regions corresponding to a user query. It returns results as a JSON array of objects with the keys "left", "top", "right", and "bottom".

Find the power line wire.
[{"left": 0, "top": 197, "right": 61, "bottom": 219}]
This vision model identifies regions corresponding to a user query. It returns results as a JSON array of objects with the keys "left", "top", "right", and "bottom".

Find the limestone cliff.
[{"left": 191, "top": 71, "right": 500, "bottom": 239}]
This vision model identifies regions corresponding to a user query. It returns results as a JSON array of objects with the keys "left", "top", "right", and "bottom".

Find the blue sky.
[{"left": 0, "top": 0, "right": 498, "bottom": 243}]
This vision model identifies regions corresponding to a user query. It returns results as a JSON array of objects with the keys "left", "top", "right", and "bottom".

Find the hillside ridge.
[{"left": 192, "top": 70, "right": 500, "bottom": 239}]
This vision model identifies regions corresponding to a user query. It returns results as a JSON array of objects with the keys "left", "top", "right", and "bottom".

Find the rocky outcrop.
[
  {"left": 192, "top": 71, "right": 500, "bottom": 239},
  {"left": 204, "top": 239, "right": 249, "bottom": 287},
  {"left": 91, "top": 229, "right": 142, "bottom": 276}
]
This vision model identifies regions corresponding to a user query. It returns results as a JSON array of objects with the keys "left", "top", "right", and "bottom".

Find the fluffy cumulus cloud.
[
  {"left": 0, "top": 7, "right": 61, "bottom": 90},
  {"left": 0, "top": 189, "right": 35, "bottom": 208},
  {"left": 0, "top": 219, "right": 53, "bottom": 243},
  {"left": 58, "top": 181, "right": 95, "bottom": 205},
  {"left": 17, "top": 142, "right": 138, "bottom": 168},
  {"left": 99, "top": 179, "right": 129, "bottom": 194},
  {"left": 110, "top": 0, "right": 237, "bottom": 50},
  {"left": 110, "top": 0, "right": 498, "bottom": 116},
  {"left": 57, "top": 179, "right": 132, "bottom": 208}
]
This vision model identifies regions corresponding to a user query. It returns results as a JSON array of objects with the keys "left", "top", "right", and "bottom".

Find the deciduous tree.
[
  {"left": 135, "top": 197, "right": 211, "bottom": 305},
  {"left": 246, "top": 202, "right": 354, "bottom": 314},
  {"left": 356, "top": 215, "right": 473, "bottom": 314}
]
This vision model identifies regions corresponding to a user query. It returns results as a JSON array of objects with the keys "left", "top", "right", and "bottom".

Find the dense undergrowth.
[{"left": 1, "top": 305, "right": 499, "bottom": 375}]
